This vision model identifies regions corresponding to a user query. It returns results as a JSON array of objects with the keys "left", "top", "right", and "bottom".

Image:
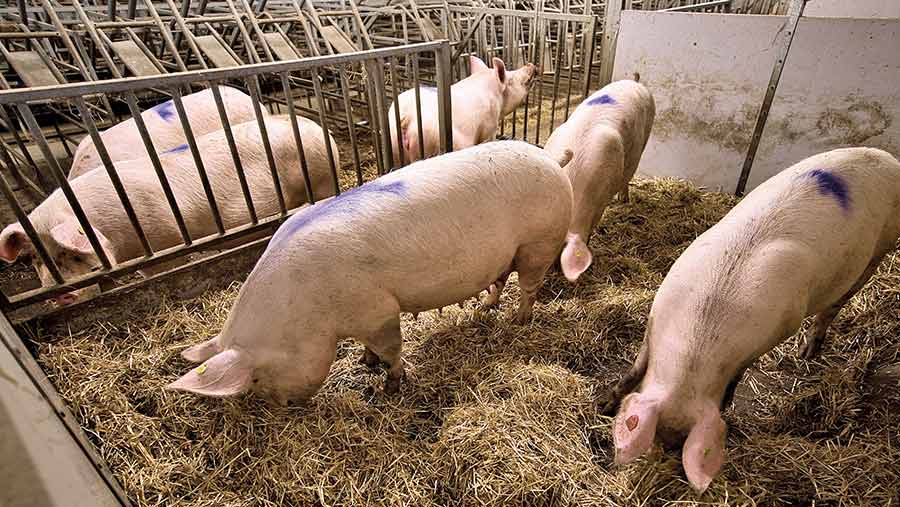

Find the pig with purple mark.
[
  {"left": 168, "top": 141, "right": 575, "bottom": 404},
  {"left": 69, "top": 86, "right": 263, "bottom": 179},
  {"left": 387, "top": 55, "right": 537, "bottom": 167},
  {"left": 0, "top": 114, "right": 339, "bottom": 306},
  {"left": 544, "top": 73, "right": 655, "bottom": 282},
  {"left": 603, "top": 147, "right": 900, "bottom": 492}
]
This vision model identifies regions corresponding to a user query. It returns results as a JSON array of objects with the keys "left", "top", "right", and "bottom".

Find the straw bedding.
[{"left": 30, "top": 177, "right": 900, "bottom": 506}]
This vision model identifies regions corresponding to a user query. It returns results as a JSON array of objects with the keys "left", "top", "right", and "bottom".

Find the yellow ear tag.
[
  {"left": 575, "top": 251, "right": 583, "bottom": 258},
  {"left": 196, "top": 363, "right": 208, "bottom": 375},
  {"left": 703, "top": 447, "right": 711, "bottom": 457},
  {"left": 77, "top": 227, "right": 84, "bottom": 236}
]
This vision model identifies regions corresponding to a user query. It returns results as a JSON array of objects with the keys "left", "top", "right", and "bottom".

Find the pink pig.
[
  {"left": 0, "top": 114, "right": 338, "bottom": 305},
  {"left": 387, "top": 55, "right": 537, "bottom": 167},
  {"left": 168, "top": 141, "right": 574, "bottom": 404},
  {"left": 605, "top": 148, "right": 900, "bottom": 492},
  {"left": 68, "top": 86, "right": 263, "bottom": 179},
  {"left": 544, "top": 75, "right": 655, "bottom": 282}
]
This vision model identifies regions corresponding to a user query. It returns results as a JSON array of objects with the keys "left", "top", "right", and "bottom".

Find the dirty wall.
[{"left": 611, "top": 10, "right": 900, "bottom": 192}]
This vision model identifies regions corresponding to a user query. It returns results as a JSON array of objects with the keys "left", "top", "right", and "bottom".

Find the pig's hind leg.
[
  {"left": 511, "top": 242, "right": 558, "bottom": 324},
  {"left": 800, "top": 255, "right": 885, "bottom": 359},
  {"left": 482, "top": 270, "right": 512, "bottom": 309},
  {"left": 359, "top": 315, "right": 405, "bottom": 394}
]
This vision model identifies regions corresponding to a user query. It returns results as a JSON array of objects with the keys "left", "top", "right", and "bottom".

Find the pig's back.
[
  {"left": 657, "top": 148, "right": 900, "bottom": 351},
  {"left": 261, "top": 141, "right": 572, "bottom": 311}
]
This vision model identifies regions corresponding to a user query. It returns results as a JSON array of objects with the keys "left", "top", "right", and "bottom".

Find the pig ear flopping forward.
[
  {"left": 613, "top": 393, "right": 660, "bottom": 466},
  {"left": 0, "top": 223, "right": 31, "bottom": 263},
  {"left": 167, "top": 348, "right": 253, "bottom": 398},
  {"left": 50, "top": 220, "right": 111, "bottom": 258},
  {"left": 181, "top": 335, "right": 222, "bottom": 363},
  {"left": 681, "top": 409, "right": 727, "bottom": 493},
  {"left": 560, "top": 233, "right": 592, "bottom": 282}
]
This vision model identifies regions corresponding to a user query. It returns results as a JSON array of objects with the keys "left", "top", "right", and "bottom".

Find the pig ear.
[
  {"left": 167, "top": 349, "right": 252, "bottom": 397},
  {"left": 0, "top": 223, "right": 31, "bottom": 263},
  {"left": 614, "top": 393, "right": 660, "bottom": 465},
  {"left": 50, "top": 220, "right": 104, "bottom": 257},
  {"left": 492, "top": 58, "right": 507, "bottom": 83},
  {"left": 682, "top": 410, "right": 727, "bottom": 493},
  {"left": 560, "top": 234, "right": 592, "bottom": 282},
  {"left": 469, "top": 55, "right": 489, "bottom": 74},
  {"left": 181, "top": 335, "right": 222, "bottom": 363}
]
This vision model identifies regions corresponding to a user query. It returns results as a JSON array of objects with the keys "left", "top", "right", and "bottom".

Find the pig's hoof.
[
  {"left": 359, "top": 348, "right": 382, "bottom": 369},
  {"left": 383, "top": 371, "right": 405, "bottom": 395},
  {"left": 481, "top": 293, "right": 500, "bottom": 309},
  {"left": 798, "top": 337, "right": 821, "bottom": 360}
]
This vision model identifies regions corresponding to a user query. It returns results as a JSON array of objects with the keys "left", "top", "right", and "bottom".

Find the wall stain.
[
  {"left": 649, "top": 75, "right": 762, "bottom": 153},
  {"left": 815, "top": 97, "right": 892, "bottom": 145}
]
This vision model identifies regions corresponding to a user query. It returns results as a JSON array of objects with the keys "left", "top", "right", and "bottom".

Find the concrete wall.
[
  {"left": 805, "top": 0, "right": 900, "bottom": 18},
  {"left": 612, "top": 11, "right": 900, "bottom": 192},
  {"left": 748, "top": 16, "right": 900, "bottom": 187},
  {"left": 611, "top": 11, "right": 784, "bottom": 191}
]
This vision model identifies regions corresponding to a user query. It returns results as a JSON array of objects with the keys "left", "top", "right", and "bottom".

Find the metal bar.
[
  {"left": 0, "top": 313, "right": 134, "bottom": 506},
  {"left": 122, "top": 92, "right": 192, "bottom": 245},
  {"left": 171, "top": 89, "right": 225, "bottom": 235},
  {"left": 661, "top": 0, "right": 731, "bottom": 11},
  {"left": 364, "top": 63, "right": 385, "bottom": 175},
  {"left": 141, "top": 0, "right": 188, "bottom": 72},
  {"left": 70, "top": 1, "right": 123, "bottom": 79},
  {"left": 0, "top": 152, "right": 62, "bottom": 285},
  {"left": 0, "top": 106, "right": 43, "bottom": 190},
  {"left": 564, "top": 24, "right": 576, "bottom": 120},
  {"left": 0, "top": 136, "right": 44, "bottom": 201},
  {"left": 367, "top": 59, "right": 394, "bottom": 170},
  {"left": 247, "top": 77, "right": 287, "bottom": 215},
  {"left": 280, "top": 73, "right": 316, "bottom": 203},
  {"left": 389, "top": 57, "right": 405, "bottom": 169},
  {"left": 598, "top": 0, "right": 622, "bottom": 88},
  {"left": 164, "top": 0, "right": 210, "bottom": 70},
  {"left": 4, "top": 205, "right": 295, "bottom": 309},
  {"left": 533, "top": 15, "right": 546, "bottom": 145},
  {"left": 0, "top": 41, "right": 447, "bottom": 104},
  {"left": 337, "top": 67, "right": 363, "bottom": 186},
  {"left": 17, "top": 0, "right": 30, "bottom": 50},
  {"left": 210, "top": 82, "right": 257, "bottom": 223},
  {"left": 581, "top": 17, "right": 597, "bottom": 98},
  {"left": 308, "top": 69, "right": 341, "bottom": 195},
  {"left": 15, "top": 105, "right": 113, "bottom": 271},
  {"left": 548, "top": 18, "right": 566, "bottom": 135},
  {"left": 434, "top": 42, "right": 453, "bottom": 154},
  {"left": 411, "top": 53, "right": 426, "bottom": 161},
  {"left": 735, "top": 0, "right": 807, "bottom": 196},
  {"left": 72, "top": 97, "right": 153, "bottom": 258}
]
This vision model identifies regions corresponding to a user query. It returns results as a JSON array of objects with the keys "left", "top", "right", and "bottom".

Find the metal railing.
[
  {"left": 0, "top": 40, "right": 454, "bottom": 313},
  {"left": 661, "top": 0, "right": 732, "bottom": 12}
]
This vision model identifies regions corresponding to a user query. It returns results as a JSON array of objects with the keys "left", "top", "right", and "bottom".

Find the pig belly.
[{"left": 390, "top": 251, "right": 515, "bottom": 313}]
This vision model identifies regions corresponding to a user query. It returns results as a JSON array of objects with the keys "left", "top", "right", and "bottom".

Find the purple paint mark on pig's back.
[
  {"left": 151, "top": 100, "right": 176, "bottom": 121},
  {"left": 162, "top": 143, "right": 189, "bottom": 155},
  {"left": 269, "top": 180, "right": 407, "bottom": 248},
  {"left": 585, "top": 93, "right": 616, "bottom": 106},
  {"left": 808, "top": 169, "right": 850, "bottom": 211}
]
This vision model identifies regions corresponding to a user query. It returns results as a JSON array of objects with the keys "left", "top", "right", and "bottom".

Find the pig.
[
  {"left": 167, "top": 141, "right": 575, "bottom": 404},
  {"left": 544, "top": 75, "right": 655, "bottom": 282},
  {"left": 0, "top": 114, "right": 339, "bottom": 305},
  {"left": 603, "top": 147, "right": 900, "bottom": 493},
  {"left": 68, "top": 86, "right": 263, "bottom": 179},
  {"left": 387, "top": 55, "right": 537, "bottom": 167}
]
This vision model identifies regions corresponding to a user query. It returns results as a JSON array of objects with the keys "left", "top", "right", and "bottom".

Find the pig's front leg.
[{"left": 362, "top": 316, "right": 405, "bottom": 394}]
